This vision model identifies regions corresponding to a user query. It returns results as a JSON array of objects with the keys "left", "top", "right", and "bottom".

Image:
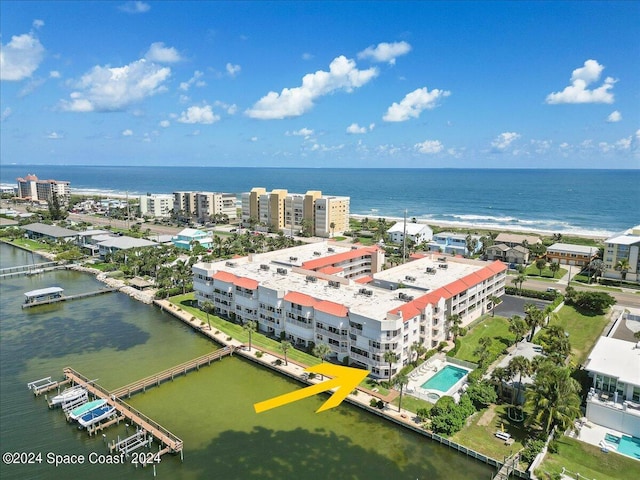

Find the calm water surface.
[{"left": 0, "top": 243, "right": 492, "bottom": 479}]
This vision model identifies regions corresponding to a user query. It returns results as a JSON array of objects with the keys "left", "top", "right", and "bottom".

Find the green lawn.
[
  {"left": 169, "top": 293, "right": 321, "bottom": 367},
  {"left": 453, "top": 316, "right": 515, "bottom": 364},
  {"left": 390, "top": 392, "right": 433, "bottom": 414},
  {"left": 4, "top": 237, "right": 51, "bottom": 252},
  {"left": 534, "top": 305, "right": 609, "bottom": 366},
  {"left": 537, "top": 436, "right": 640, "bottom": 480},
  {"left": 525, "top": 264, "right": 567, "bottom": 279},
  {"left": 451, "top": 403, "right": 528, "bottom": 462}
]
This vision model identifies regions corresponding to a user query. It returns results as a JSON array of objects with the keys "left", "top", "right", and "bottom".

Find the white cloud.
[
  {"left": 1, "top": 107, "right": 12, "bottom": 122},
  {"left": 49, "top": 70, "right": 61, "bottom": 78},
  {"left": 159, "top": 120, "right": 170, "bottom": 128},
  {"left": 214, "top": 100, "right": 237, "bottom": 115},
  {"left": 607, "top": 110, "right": 622, "bottom": 123},
  {"left": 491, "top": 132, "right": 520, "bottom": 151},
  {"left": 226, "top": 63, "right": 241, "bottom": 77},
  {"left": 33, "top": 19, "right": 45, "bottom": 29},
  {"left": 0, "top": 32, "right": 45, "bottom": 81},
  {"left": 122, "top": 129, "right": 133, "bottom": 136},
  {"left": 302, "top": 53, "right": 314, "bottom": 61},
  {"left": 346, "top": 123, "right": 367, "bottom": 134},
  {"left": 287, "top": 127, "right": 314, "bottom": 138},
  {"left": 46, "top": 131, "right": 63, "bottom": 139},
  {"left": 179, "top": 70, "right": 205, "bottom": 91},
  {"left": 250, "top": 136, "right": 258, "bottom": 142},
  {"left": 415, "top": 140, "right": 444, "bottom": 154},
  {"left": 246, "top": 55, "right": 378, "bottom": 119},
  {"left": 383, "top": 87, "right": 450, "bottom": 122},
  {"left": 59, "top": 59, "right": 171, "bottom": 112},
  {"left": 145, "top": 42, "right": 182, "bottom": 63},
  {"left": 358, "top": 41, "right": 412, "bottom": 65},
  {"left": 178, "top": 105, "right": 220, "bottom": 124},
  {"left": 118, "top": 1, "right": 150, "bottom": 13},
  {"left": 545, "top": 59, "right": 615, "bottom": 104}
]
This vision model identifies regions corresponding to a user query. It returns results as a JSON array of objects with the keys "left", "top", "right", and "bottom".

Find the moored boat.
[
  {"left": 77, "top": 404, "right": 116, "bottom": 428},
  {"left": 49, "top": 386, "right": 86, "bottom": 406},
  {"left": 68, "top": 399, "right": 107, "bottom": 421}
]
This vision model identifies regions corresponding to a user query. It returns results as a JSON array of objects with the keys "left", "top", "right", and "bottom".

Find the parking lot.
[{"left": 494, "top": 294, "right": 550, "bottom": 318}]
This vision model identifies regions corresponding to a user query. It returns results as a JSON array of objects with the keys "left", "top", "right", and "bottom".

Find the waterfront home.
[
  {"left": 192, "top": 242, "right": 505, "bottom": 379},
  {"left": 546, "top": 243, "right": 597, "bottom": 267},
  {"left": 386, "top": 222, "right": 433, "bottom": 245},
  {"left": 427, "top": 232, "right": 481, "bottom": 256},
  {"left": 486, "top": 244, "right": 530, "bottom": 265},
  {"left": 584, "top": 336, "right": 640, "bottom": 436},
  {"left": 494, "top": 233, "right": 542, "bottom": 248},
  {"left": 172, "top": 228, "right": 214, "bottom": 251},
  {"left": 97, "top": 236, "right": 157, "bottom": 258},
  {"left": 603, "top": 225, "right": 640, "bottom": 283},
  {"left": 22, "top": 222, "right": 78, "bottom": 243}
]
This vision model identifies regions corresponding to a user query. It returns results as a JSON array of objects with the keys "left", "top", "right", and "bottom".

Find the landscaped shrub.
[
  {"left": 521, "top": 438, "right": 546, "bottom": 464},
  {"left": 505, "top": 286, "right": 558, "bottom": 301},
  {"left": 437, "top": 341, "right": 448, "bottom": 351},
  {"left": 370, "top": 398, "right": 379, "bottom": 407},
  {"left": 255, "top": 351, "right": 263, "bottom": 358},
  {"left": 377, "top": 400, "right": 385, "bottom": 409},
  {"left": 226, "top": 336, "right": 232, "bottom": 341},
  {"left": 466, "top": 381, "right": 497, "bottom": 408},
  {"left": 446, "top": 339, "right": 461, "bottom": 357},
  {"left": 416, "top": 407, "right": 431, "bottom": 421},
  {"left": 429, "top": 394, "right": 476, "bottom": 436},
  {"left": 466, "top": 369, "right": 484, "bottom": 385}
]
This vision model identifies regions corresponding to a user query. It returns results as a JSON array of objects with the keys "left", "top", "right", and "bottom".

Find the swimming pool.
[
  {"left": 604, "top": 433, "right": 640, "bottom": 460},
  {"left": 421, "top": 365, "right": 469, "bottom": 392}
]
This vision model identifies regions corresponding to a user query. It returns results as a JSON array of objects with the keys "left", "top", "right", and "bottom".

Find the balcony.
[
  {"left": 285, "top": 318, "right": 314, "bottom": 329},
  {"left": 316, "top": 327, "right": 348, "bottom": 342}
]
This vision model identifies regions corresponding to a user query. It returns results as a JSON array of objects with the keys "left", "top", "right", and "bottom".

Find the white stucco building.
[{"left": 386, "top": 222, "right": 433, "bottom": 245}]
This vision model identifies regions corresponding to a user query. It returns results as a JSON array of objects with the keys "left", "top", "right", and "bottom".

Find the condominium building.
[
  {"left": 139, "top": 194, "right": 174, "bottom": 218},
  {"left": 192, "top": 243, "right": 506, "bottom": 379},
  {"left": 603, "top": 225, "right": 640, "bottom": 283},
  {"left": 173, "top": 191, "right": 237, "bottom": 223},
  {"left": 546, "top": 243, "right": 597, "bottom": 267},
  {"left": 16, "top": 174, "right": 70, "bottom": 205},
  {"left": 241, "top": 188, "right": 349, "bottom": 238},
  {"left": 428, "top": 232, "right": 482, "bottom": 256}
]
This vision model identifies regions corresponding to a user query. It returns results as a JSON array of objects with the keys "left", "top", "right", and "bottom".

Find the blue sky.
[{"left": 1, "top": 1, "right": 638, "bottom": 168}]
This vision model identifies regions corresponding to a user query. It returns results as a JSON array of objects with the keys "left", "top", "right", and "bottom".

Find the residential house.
[
  {"left": 386, "top": 222, "right": 433, "bottom": 245},
  {"left": 584, "top": 336, "right": 640, "bottom": 436},
  {"left": 546, "top": 243, "right": 597, "bottom": 267},
  {"left": 486, "top": 244, "right": 530, "bottom": 265},
  {"left": 172, "top": 228, "right": 214, "bottom": 251},
  {"left": 22, "top": 223, "right": 78, "bottom": 242},
  {"left": 428, "top": 232, "right": 481, "bottom": 256},
  {"left": 494, "top": 233, "right": 542, "bottom": 248},
  {"left": 97, "top": 236, "right": 157, "bottom": 258}
]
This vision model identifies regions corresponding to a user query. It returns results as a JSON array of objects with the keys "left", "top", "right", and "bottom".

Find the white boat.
[
  {"left": 68, "top": 399, "right": 107, "bottom": 421},
  {"left": 49, "top": 386, "right": 86, "bottom": 406},
  {"left": 77, "top": 404, "right": 116, "bottom": 428}
]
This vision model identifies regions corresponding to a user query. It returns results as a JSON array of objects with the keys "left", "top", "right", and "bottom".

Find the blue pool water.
[
  {"left": 617, "top": 435, "right": 640, "bottom": 460},
  {"left": 421, "top": 365, "right": 469, "bottom": 393}
]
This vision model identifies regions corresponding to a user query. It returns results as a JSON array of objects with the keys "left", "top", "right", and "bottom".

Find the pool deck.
[
  {"left": 405, "top": 355, "right": 470, "bottom": 402},
  {"left": 572, "top": 418, "right": 639, "bottom": 460}
]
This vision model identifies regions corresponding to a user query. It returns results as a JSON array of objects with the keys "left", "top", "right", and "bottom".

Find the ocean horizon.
[{"left": 2, "top": 165, "right": 638, "bottom": 238}]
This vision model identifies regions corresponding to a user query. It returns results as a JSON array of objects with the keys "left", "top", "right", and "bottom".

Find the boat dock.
[
  {"left": 0, "top": 261, "right": 62, "bottom": 278},
  {"left": 110, "top": 346, "right": 233, "bottom": 398},
  {"left": 22, "top": 287, "right": 118, "bottom": 309},
  {"left": 27, "top": 376, "right": 72, "bottom": 396},
  {"left": 63, "top": 368, "right": 184, "bottom": 456}
]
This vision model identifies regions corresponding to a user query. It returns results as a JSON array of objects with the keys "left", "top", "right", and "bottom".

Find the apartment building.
[
  {"left": 192, "top": 243, "right": 506, "bottom": 379},
  {"left": 603, "top": 225, "right": 640, "bottom": 283},
  {"left": 386, "top": 222, "right": 433, "bottom": 245},
  {"left": 139, "top": 194, "right": 174, "bottom": 218},
  {"left": 16, "top": 174, "right": 70, "bottom": 205},
  {"left": 546, "top": 243, "right": 597, "bottom": 267},
  {"left": 173, "top": 191, "right": 237, "bottom": 223},
  {"left": 428, "top": 232, "right": 481, "bottom": 256},
  {"left": 241, "top": 188, "right": 349, "bottom": 238}
]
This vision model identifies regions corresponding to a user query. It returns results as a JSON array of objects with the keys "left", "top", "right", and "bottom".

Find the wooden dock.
[
  {"left": 22, "top": 288, "right": 118, "bottom": 309},
  {"left": 63, "top": 368, "right": 184, "bottom": 455},
  {"left": 110, "top": 347, "right": 233, "bottom": 398},
  {"left": 0, "top": 261, "right": 61, "bottom": 278}
]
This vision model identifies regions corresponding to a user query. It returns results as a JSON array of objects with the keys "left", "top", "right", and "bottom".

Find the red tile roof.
[
  {"left": 318, "top": 266, "right": 343, "bottom": 275},
  {"left": 315, "top": 300, "right": 349, "bottom": 317},
  {"left": 389, "top": 302, "right": 421, "bottom": 320},
  {"left": 301, "top": 246, "right": 378, "bottom": 271},
  {"left": 212, "top": 271, "right": 237, "bottom": 283},
  {"left": 283, "top": 291, "right": 318, "bottom": 307},
  {"left": 442, "top": 279, "right": 468, "bottom": 297},
  {"left": 355, "top": 275, "right": 373, "bottom": 284},
  {"left": 234, "top": 277, "right": 259, "bottom": 290}
]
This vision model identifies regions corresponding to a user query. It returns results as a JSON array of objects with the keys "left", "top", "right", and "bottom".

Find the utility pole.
[{"left": 402, "top": 209, "right": 407, "bottom": 264}]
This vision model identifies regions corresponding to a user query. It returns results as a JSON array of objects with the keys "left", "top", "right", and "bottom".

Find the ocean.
[{"left": 1, "top": 165, "right": 638, "bottom": 237}]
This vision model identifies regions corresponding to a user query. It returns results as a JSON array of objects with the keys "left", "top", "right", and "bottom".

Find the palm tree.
[
  {"left": 243, "top": 320, "right": 257, "bottom": 351},
  {"left": 488, "top": 295, "right": 501, "bottom": 317},
  {"left": 524, "top": 303, "right": 545, "bottom": 342},
  {"left": 473, "top": 336, "right": 493, "bottom": 367},
  {"left": 393, "top": 373, "right": 409, "bottom": 412},
  {"left": 535, "top": 258, "right": 547, "bottom": 276},
  {"left": 589, "top": 259, "right": 605, "bottom": 283},
  {"left": 410, "top": 341, "right": 426, "bottom": 365},
  {"left": 512, "top": 273, "right": 526, "bottom": 294},
  {"left": 508, "top": 315, "right": 528, "bottom": 346},
  {"left": 525, "top": 364, "right": 581, "bottom": 434},
  {"left": 616, "top": 258, "right": 630, "bottom": 280},
  {"left": 549, "top": 262, "right": 560, "bottom": 278},
  {"left": 174, "top": 259, "right": 192, "bottom": 294},
  {"left": 491, "top": 366, "right": 510, "bottom": 399},
  {"left": 383, "top": 350, "right": 399, "bottom": 384},
  {"left": 312, "top": 343, "right": 332, "bottom": 379},
  {"left": 202, "top": 300, "right": 214, "bottom": 330},
  {"left": 508, "top": 355, "right": 531, "bottom": 405},
  {"left": 446, "top": 314, "right": 462, "bottom": 342},
  {"left": 329, "top": 222, "right": 336, "bottom": 238},
  {"left": 465, "top": 234, "right": 478, "bottom": 257},
  {"left": 280, "top": 340, "right": 292, "bottom": 366}
]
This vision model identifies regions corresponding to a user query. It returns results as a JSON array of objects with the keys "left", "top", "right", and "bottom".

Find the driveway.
[{"left": 495, "top": 294, "right": 550, "bottom": 318}]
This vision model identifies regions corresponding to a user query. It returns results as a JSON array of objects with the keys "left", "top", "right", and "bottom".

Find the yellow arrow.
[{"left": 254, "top": 364, "right": 369, "bottom": 414}]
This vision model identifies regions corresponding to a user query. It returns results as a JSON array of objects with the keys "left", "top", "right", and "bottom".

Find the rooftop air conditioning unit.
[{"left": 260, "top": 264, "right": 270, "bottom": 271}]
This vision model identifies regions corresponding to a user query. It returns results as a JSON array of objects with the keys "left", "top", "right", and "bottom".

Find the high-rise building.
[
  {"left": 139, "top": 194, "right": 175, "bottom": 218},
  {"left": 16, "top": 174, "right": 70, "bottom": 205},
  {"left": 173, "top": 191, "right": 237, "bottom": 223},
  {"left": 241, "top": 188, "right": 349, "bottom": 237},
  {"left": 603, "top": 225, "right": 640, "bottom": 283}
]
